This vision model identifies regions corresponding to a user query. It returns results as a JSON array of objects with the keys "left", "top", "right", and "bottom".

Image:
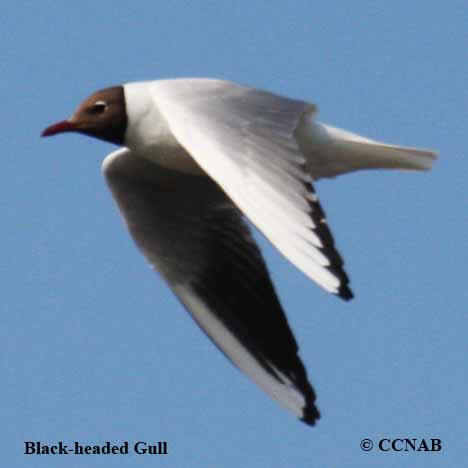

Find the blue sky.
[{"left": 3, "top": 1, "right": 467, "bottom": 467}]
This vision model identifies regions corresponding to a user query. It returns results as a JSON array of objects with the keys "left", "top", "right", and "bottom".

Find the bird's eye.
[{"left": 89, "top": 101, "right": 108, "bottom": 114}]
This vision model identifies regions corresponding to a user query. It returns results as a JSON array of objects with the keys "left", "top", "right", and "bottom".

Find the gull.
[{"left": 42, "top": 78, "right": 437, "bottom": 425}]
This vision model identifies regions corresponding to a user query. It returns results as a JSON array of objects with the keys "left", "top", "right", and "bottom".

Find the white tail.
[{"left": 297, "top": 117, "right": 438, "bottom": 180}]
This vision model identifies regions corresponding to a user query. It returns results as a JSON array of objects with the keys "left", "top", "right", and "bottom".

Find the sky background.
[{"left": 2, "top": 1, "right": 467, "bottom": 467}]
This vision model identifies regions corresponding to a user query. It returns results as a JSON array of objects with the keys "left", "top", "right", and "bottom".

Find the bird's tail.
[{"left": 300, "top": 120, "right": 438, "bottom": 179}]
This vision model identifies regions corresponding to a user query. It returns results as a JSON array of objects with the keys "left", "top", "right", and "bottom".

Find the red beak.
[{"left": 41, "top": 120, "right": 77, "bottom": 137}]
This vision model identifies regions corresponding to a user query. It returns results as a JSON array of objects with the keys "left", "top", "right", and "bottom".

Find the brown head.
[{"left": 41, "top": 86, "right": 127, "bottom": 145}]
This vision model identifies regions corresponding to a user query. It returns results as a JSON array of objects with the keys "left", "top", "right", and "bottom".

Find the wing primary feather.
[{"left": 306, "top": 182, "right": 353, "bottom": 300}]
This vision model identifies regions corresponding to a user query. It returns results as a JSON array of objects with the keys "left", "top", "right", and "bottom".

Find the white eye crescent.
[{"left": 90, "top": 101, "right": 108, "bottom": 114}]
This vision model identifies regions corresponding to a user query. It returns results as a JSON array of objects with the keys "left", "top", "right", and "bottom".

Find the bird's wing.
[
  {"left": 102, "top": 148, "right": 320, "bottom": 425},
  {"left": 148, "top": 79, "right": 352, "bottom": 299}
]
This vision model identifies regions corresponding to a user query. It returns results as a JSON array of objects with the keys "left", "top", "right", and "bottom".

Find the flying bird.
[{"left": 42, "top": 78, "right": 437, "bottom": 425}]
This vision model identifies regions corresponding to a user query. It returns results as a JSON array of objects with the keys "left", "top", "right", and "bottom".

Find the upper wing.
[
  {"left": 147, "top": 79, "right": 352, "bottom": 299},
  {"left": 102, "top": 148, "right": 320, "bottom": 425}
]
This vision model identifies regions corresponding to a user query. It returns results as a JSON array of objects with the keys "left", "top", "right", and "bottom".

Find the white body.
[{"left": 123, "top": 79, "right": 436, "bottom": 179}]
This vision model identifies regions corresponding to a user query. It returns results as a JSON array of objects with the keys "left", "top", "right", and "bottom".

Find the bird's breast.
[{"left": 123, "top": 82, "right": 204, "bottom": 175}]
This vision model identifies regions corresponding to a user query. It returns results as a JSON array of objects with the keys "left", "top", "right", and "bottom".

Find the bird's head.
[{"left": 41, "top": 86, "right": 127, "bottom": 145}]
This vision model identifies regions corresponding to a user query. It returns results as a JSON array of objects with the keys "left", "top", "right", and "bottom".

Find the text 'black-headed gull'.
[{"left": 42, "top": 78, "right": 437, "bottom": 426}]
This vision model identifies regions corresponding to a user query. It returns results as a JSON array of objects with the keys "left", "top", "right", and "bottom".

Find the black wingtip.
[
  {"left": 301, "top": 405, "right": 321, "bottom": 426},
  {"left": 337, "top": 285, "right": 354, "bottom": 301},
  {"left": 297, "top": 370, "right": 321, "bottom": 427},
  {"left": 305, "top": 182, "right": 354, "bottom": 303}
]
